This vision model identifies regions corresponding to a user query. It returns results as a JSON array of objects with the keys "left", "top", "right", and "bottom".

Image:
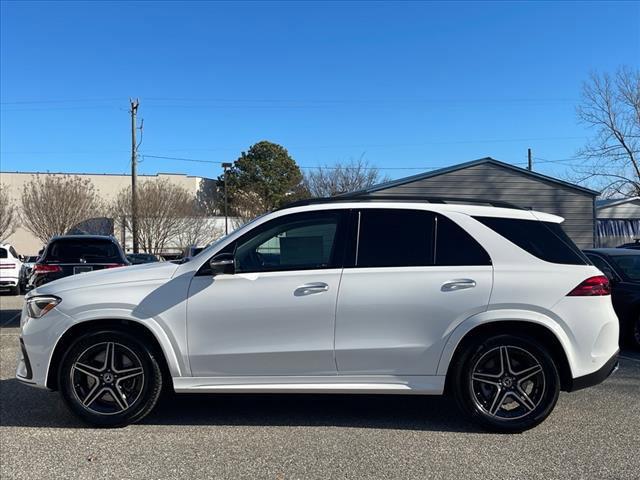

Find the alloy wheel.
[
  {"left": 470, "top": 345, "right": 546, "bottom": 420},
  {"left": 70, "top": 341, "right": 145, "bottom": 415}
]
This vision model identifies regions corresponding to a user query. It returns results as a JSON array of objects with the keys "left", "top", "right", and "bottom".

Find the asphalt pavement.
[{"left": 1, "top": 293, "right": 639, "bottom": 479}]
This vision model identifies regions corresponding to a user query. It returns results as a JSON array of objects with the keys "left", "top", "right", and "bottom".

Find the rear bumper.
[
  {"left": 567, "top": 349, "right": 619, "bottom": 392},
  {"left": 0, "top": 277, "right": 19, "bottom": 287}
]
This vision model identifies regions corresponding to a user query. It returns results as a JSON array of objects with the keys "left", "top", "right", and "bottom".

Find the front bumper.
[
  {"left": 567, "top": 350, "right": 619, "bottom": 392},
  {"left": 16, "top": 305, "right": 74, "bottom": 389}
]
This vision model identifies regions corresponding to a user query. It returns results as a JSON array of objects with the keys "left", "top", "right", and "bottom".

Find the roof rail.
[{"left": 278, "top": 195, "right": 523, "bottom": 210}]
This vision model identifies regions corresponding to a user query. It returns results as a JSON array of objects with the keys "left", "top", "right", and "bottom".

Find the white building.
[{"left": 0, "top": 171, "right": 222, "bottom": 255}]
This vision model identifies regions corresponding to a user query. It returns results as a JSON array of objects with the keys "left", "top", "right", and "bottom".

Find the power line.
[{"left": 140, "top": 153, "right": 528, "bottom": 171}]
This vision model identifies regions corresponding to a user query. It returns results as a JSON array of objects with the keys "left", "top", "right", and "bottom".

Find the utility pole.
[
  {"left": 527, "top": 148, "right": 533, "bottom": 171},
  {"left": 222, "top": 162, "right": 232, "bottom": 235},
  {"left": 130, "top": 98, "right": 140, "bottom": 253}
]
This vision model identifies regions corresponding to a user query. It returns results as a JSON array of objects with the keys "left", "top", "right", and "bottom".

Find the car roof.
[
  {"left": 584, "top": 248, "right": 640, "bottom": 256},
  {"left": 275, "top": 199, "right": 563, "bottom": 223},
  {"left": 49, "top": 235, "right": 117, "bottom": 241}
]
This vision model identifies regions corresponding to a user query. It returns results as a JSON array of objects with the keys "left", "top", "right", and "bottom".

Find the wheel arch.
[
  {"left": 440, "top": 318, "right": 574, "bottom": 392},
  {"left": 46, "top": 318, "right": 177, "bottom": 391}
]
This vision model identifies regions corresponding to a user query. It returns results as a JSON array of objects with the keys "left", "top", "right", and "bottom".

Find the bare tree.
[
  {"left": 112, "top": 179, "right": 199, "bottom": 254},
  {"left": 0, "top": 184, "right": 19, "bottom": 242},
  {"left": 173, "top": 209, "right": 224, "bottom": 251},
  {"left": 230, "top": 189, "right": 269, "bottom": 227},
  {"left": 304, "top": 157, "right": 389, "bottom": 197},
  {"left": 574, "top": 66, "right": 640, "bottom": 196},
  {"left": 21, "top": 175, "right": 103, "bottom": 243}
]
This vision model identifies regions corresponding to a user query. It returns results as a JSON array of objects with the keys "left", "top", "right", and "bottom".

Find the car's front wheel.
[
  {"left": 58, "top": 330, "right": 163, "bottom": 427},
  {"left": 451, "top": 334, "right": 560, "bottom": 433}
]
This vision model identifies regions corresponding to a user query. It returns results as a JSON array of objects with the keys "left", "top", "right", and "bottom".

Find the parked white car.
[
  {"left": 1, "top": 243, "right": 22, "bottom": 295},
  {"left": 17, "top": 198, "right": 619, "bottom": 431}
]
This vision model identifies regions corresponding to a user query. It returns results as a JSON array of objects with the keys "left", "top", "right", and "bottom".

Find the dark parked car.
[
  {"left": 29, "top": 235, "right": 129, "bottom": 288},
  {"left": 617, "top": 239, "right": 640, "bottom": 250},
  {"left": 584, "top": 248, "right": 640, "bottom": 349},
  {"left": 19, "top": 255, "right": 39, "bottom": 292},
  {"left": 126, "top": 253, "right": 160, "bottom": 265}
]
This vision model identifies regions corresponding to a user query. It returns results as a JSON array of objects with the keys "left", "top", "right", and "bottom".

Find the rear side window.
[
  {"left": 474, "top": 216, "right": 588, "bottom": 265},
  {"left": 44, "top": 239, "right": 124, "bottom": 263},
  {"left": 356, "top": 209, "right": 434, "bottom": 267},
  {"left": 435, "top": 215, "right": 491, "bottom": 266},
  {"left": 0, "top": 248, "right": 6, "bottom": 259}
]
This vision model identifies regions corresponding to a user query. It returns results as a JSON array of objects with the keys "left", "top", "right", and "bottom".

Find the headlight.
[{"left": 26, "top": 296, "right": 61, "bottom": 318}]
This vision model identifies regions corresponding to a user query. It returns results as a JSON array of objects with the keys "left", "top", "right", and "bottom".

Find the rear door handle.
[
  {"left": 441, "top": 279, "right": 476, "bottom": 292},
  {"left": 294, "top": 282, "right": 329, "bottom": 296}
]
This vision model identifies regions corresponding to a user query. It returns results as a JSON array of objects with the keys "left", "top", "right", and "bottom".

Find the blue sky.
[{"left": 1, "top": 1, "right": 639, "bottom": 184}]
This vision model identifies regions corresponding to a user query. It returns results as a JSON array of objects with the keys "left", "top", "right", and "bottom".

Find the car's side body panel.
[{"left": 335, "top": 265, "right": 493, "bottom": 375}]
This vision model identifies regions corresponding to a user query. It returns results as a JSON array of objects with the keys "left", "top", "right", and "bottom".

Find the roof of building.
[
  {"left": 340, "top": 157, "right": 600, "bottom": 197},
  {"left": 595, "top": 197, "right": 640, "bottom": 209}
]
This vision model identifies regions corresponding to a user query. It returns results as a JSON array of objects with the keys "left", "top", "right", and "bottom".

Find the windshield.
[{"left": 609, "top": 254, "right": 640, "bottom": 282}]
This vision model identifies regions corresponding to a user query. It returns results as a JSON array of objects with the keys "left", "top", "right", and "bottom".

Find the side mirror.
[{"left": 209, "top": 253, "right": 235, "bottom": 276}]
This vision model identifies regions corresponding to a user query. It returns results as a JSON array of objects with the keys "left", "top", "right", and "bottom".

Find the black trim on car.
[
  {"left": 567, "top": 350, "right": 619, "bottom": 392},
  {"left": 18, "top": 338, "right": 33, "bottom": 380}
]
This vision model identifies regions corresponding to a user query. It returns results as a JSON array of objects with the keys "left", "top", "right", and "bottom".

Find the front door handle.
[
  {"left": 441, "top": 279, "right": 476, "bottom": 292},
  {"left": 294, "top": 282, "right": 329, "bottom": 296}
]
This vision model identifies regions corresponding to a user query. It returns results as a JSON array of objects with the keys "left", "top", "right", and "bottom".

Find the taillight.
[
  {"left": 567, "top": 275, "right": 611, "bottom": 296},
  {"left": 33, "top": 264, "right": 62, "bottom": 274},
  {"left": 104, "top": 263, "right": 126, "bottom": 269}
]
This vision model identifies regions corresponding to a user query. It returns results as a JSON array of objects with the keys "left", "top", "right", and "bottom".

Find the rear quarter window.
[
  {"left": 0, "top": 248, "right": 7, "bottom": 259},
  {"left": 474, "top": 216, "right": 588, "bottom": 265}
]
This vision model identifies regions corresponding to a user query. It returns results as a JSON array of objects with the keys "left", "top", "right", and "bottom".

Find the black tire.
[
  {"left": 58, "top": 330, "right": 163, "bottom": 427},
  {"left": 10, "top": 285, "right": 20, "bottom": 296},
  {"left": 451, "top": 334, "right": 560, "bottom": 433}
]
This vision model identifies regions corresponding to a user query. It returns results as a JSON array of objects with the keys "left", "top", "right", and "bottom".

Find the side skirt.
[{"left": 172, "top": 375, "right": 446, "bottom": 395}]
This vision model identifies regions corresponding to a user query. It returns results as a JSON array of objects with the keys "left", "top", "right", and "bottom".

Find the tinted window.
[
  {"left": 435, "top": 215, "right": 491, "bottom": 266},
  {"left": 44, "top": 239, "right": 124, "bottom": 263},
  {"left": 584, "top": 254, "right": 616, "bottom": 279},
  {"left": 235, "top": 211, "right": 341, "bottom": 273},
  {"left": 9, "top": 247, "right": 18, "bottom": 258},
  {"left": 356, "top": 209, "right": 434, "bottom": 267},
  {"left": 0, "top": 248, "right": 7, "bottom": 259},
  {"left": 609, "top": 254, "right": 640, "bottom": 281},
  {"left": 475, "top": 216, "right": 588, "bottom": 265}
]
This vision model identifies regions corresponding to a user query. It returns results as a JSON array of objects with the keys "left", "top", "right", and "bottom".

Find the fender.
[
  {"left": 436, "top": 307, "right": 577, "bottom": 377},
  {"left": 45, "top": 308, "right": 187, "bottom": 387}
]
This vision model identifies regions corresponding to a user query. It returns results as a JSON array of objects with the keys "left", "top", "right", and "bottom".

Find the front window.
[{"left": 235, "top": 211, "right": 341, "bottom": 273}]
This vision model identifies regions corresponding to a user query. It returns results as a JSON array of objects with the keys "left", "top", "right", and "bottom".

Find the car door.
[
  {"left": 335, "top": 208, "right": 493, "bottom": 376},
  {"left": 186, "top": 209, "right": 347, "bottom": 377}
]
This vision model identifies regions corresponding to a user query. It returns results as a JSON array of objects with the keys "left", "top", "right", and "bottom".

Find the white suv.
[
  {"left": 16, "top": 198, "right": 619, "bottom": 432},
  {"left": 1, "top": 243, "right": 22, "bottom": 295}
]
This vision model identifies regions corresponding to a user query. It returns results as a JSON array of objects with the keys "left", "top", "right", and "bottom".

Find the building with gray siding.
[
  {"left": 596, "top": 197, "right": 640, "bottom": 247},
  {"left": 343, "top": 157, "right": 599, "bottom": 249}
]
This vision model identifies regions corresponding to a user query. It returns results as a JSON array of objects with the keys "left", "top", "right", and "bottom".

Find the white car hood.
[{"left": 30, "top": 261, "right": 179, "bottom": 296}]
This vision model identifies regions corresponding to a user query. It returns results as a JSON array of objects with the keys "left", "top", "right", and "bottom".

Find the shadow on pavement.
[
  {"left": 0, "top": 310, "right": 21, "bottom": 328},
  {"left": 0, "top": 377, "right": 482, "bottom": 433}
]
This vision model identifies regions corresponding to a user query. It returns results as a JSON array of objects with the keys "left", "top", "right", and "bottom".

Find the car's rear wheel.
[
  {"left": 58, "top": 330, "right": 162, "bottom": 427},
  {"left": 451, "top": 334, "right": 560, "bottom": 433}
]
